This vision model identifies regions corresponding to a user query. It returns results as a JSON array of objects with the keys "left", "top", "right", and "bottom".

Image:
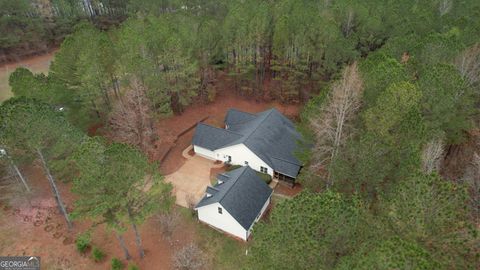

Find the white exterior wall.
[
  {"left": 197, "top": 196, "right": 271, "bottom": 241},
  {"left": 193, "top": 145, "right": 216, "bottom": 160},
  {"left": 197, "top": 202, "right": 248, "bottom": 240},
  {"left": 214, "top": 144, "right": 273, "bottom": 176}
]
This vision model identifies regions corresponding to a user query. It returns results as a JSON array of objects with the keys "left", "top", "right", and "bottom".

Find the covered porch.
[{"left": 273, "top": 171, "right": 296, "bottom": 187}]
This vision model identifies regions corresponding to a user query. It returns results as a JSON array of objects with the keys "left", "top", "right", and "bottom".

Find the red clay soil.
[
  {"left": 0, "top": 165, "right": 196, "bottom": 270},
  {"left": 274, "top": 183, "right": 303, "bottom": 197},
  {"left": 87, "top": 122, "right": 104, "bottom": 136},
  {"left": 157, "top": 89, "right": 301, "bottom": 175},
  {"left": 0, "top": 49, "right": 57, "bottom": 70}
]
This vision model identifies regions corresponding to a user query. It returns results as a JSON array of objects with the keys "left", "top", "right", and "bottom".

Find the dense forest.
[{"left": 1, "top": 0, "right": 479, "bottom": 269}]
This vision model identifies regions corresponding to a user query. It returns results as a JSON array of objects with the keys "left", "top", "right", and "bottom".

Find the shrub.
[
  {"left": 75, "top": 232, "right": 91, "bottom": 254},
  {"left": 256, "top": 172, "right": 272, "bottom": 184},
  {"left": 111, "top": 258, "right": 124, "bottom": 270},
  {"left": 226, "top": 165, "right": 242, "bottom": 171},
  {"left": 157, "top": 212, "right": 180, "bottom": 241},
  {"left": 127, "top": 263, "right": 140, "bottom": 270},
  {"left": 173, "top": 243, "right": 206, "bottom": 270},
  {"left": 92, "top": 246, "right": 106, "bottom": 262}
]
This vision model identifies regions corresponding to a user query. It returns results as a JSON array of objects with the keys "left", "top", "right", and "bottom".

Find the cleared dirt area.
[
  {"left": 0, "top": 56, "right": 302, "bottom": 269},
  {"left": 0, "top": 165, "right": 196, "bottom": 270},
  {"left": 0, "top": 51, "right": 56, "bottom": 102},
  {"left": 158, "top": 89, "right": 300, "bottom": 175}
]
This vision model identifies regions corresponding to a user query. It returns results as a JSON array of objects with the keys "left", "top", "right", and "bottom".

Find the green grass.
[
  {"left": 256, "top": 172, "right": 272, "bottom": 184},
  {"left": 271, "top": 195, "right": 288, "bottom": 206},
  {"left": 225, "top": 165, "right": 242, "bottom": 171},
  {"left": 196, "top": 224, "right": 248, "bottom": 270},
  {"left": 175, "top": 206, "right": 248, "bottom": 269}
]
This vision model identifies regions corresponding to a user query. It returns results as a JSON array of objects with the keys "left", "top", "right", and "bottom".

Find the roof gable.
[
  {"left": 195, "top": 166, "right": 273, "bottom": 230},
  {"left": 225, "top": 109, "right": 256, "bottom": 126},
  {"left": 192, "top": 108, "right": 303, "bottom": 177},
  {"left": 225, "top": 109, "right": 303, "bottom": 177}
]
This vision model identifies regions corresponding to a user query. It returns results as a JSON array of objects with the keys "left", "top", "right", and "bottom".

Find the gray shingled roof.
[
  {"left": 224, "top": 109, "right": 256, "bottom": 125},
  {"left": 195, "top": 166, "right": 273, "bottom": 230},
  {"left": 192, "top": 108, "right": 303, "bottom": 177},
  {"left": 192, "top": 123, "right": 243, "bottom": 151}
]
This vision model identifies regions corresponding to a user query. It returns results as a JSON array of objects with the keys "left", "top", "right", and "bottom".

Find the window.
[
  {"left": 260, "top": 166, "right": 268, "bottom": 174},
  {"left": 218, "top": 207, "right": 223, "bottom": 214},
  {"left": 244, "top": 161, "right": 249, "bottom": 166}
]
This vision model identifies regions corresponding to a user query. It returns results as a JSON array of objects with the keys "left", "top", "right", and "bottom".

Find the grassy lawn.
[
  {"left": 272, "top": 194, "right": 287, "bottom": 204},
  {"left": 176, "top": 207, "right": 248, "bottom": 269}
]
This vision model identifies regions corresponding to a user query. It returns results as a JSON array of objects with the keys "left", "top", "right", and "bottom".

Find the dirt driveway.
[{"left": 165, "top": 146, "right": 222, "bottom": 208}]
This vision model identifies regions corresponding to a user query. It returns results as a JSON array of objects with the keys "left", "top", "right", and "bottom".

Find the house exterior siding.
[
  {"left": 196, "top": 196, "right": 272, "bottom": 241},
  {"left": 197, "top": 202, "right": 247, "bottom": 240},
  {"left": 193, "top": 145, "right": 216, "bottom": 160},
  {"left": 214, "top": 144, "right": 273, "bottom": 176}
]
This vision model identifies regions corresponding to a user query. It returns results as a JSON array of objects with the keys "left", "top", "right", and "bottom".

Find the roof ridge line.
[
  {"left": 228, "top": 108, "right": 256, "bottom": 116},
  {"left": 225, "top": 109, "right": 258, "bottom": 126},
  {"left": 218, "top": 166, "right": 249, "bottom": 204},
  {"left": 197, "top": 122, "right": 243, "bottom": 136},
  {"left": 242, "top": 109, "right": 276, "bottom": 143}
]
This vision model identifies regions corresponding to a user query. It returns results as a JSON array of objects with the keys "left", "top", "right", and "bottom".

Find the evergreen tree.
[
  {"left": 72, "top": 138, "right": 173, "bottom": 259},
  {"left": 0, "top": 97, "right": 83, "bottom": 229}
]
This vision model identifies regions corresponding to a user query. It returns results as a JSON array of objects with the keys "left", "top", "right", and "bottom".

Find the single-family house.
[
  {"left": 195, "top": 166, "right": 273, "bottom": 241},
  {"left": 192, "top": 108, "right": 303, "bottom": 186}
]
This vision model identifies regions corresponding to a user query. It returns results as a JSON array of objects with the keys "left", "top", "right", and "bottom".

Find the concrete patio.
[{"left": 165, "top": 146, "right": 223, "bottom": 208}]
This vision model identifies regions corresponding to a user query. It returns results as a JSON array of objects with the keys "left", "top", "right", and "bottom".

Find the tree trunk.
[
  {"left": 115, "top": 232, "right": 132, "bottom": 260},
  {"left": 91, "top": 100, "right": 101, "bottom": 119},
  {"left": 101, "top": 85, "right": 111, "bottom": 110},
  {"left": 5, "top": 153, "right": 31, "bottom": 192},
  {"left": 128, "top": 207, "right": 145, "bottom": 258},
  {"left": 11, "top": 162, "right": 30, "bottom": 192},
  {"left": 36, "top": 148, "right": 72, "bottom": 230}
]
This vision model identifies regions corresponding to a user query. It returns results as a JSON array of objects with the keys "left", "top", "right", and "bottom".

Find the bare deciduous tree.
[
  {"left": 156, "top": 212, "right": 179, "bottom": 242},
  {"left": 0, "top": 164, "right": 22, "bottom": 204},
  {"left": 108, "top": 78, "right": 157, "bottom": 156},
  {"left": 438, "top": 0, "right": 453, "bottom": 16},
  {"left": 455, "top": 43, "right": 480, "bottom": 88},
  {"left": 462, "top": 151, "right": 480, "bottom": 222},
  {"left": 421, "top": 137, "right": 445, "bottom": 174},
  {"left": 172, "top": 243, "right": 206, "bottom": 270},
  {"left": 342, "top": 9, "right": 355, "bottom": 38},
  {"left": 310, "top": 62, "right": 363, "bottom": 186}
]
